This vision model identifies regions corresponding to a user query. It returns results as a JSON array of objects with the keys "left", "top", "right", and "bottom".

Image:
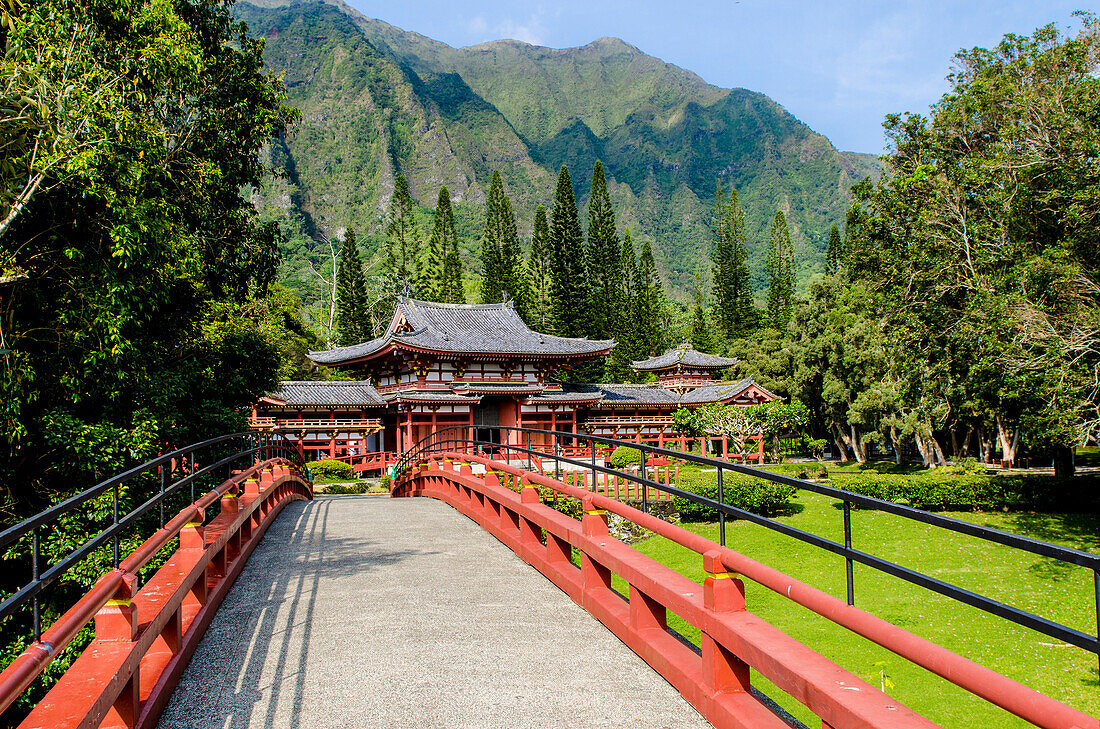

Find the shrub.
[
  {"left": 608, "top": 446, "right": 643, "bottom": 469},
  {"left": 305, "top": 459, "right": 353, "bottom": 480},
  {"left": 675, "top": 472, "right": 797, "bottom": 520},
  {"left": 380, "top": 474, "right": 392, "bottom": 491}
]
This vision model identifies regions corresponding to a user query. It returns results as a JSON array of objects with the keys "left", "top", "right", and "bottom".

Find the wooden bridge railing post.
[
  {"left": 94, "top": 572, "right": 139, "bottom": 729},
  {"left": 702, "top": 549, "right": 750, "bottom": 697},
  {"left": 580, "top": 496, "right": 611, "bottom": 594}
]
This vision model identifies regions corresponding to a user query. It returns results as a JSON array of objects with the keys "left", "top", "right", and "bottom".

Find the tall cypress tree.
[
  {"left": 825, "top": 223, "right": 842, "bottom": 276},
  {"left": 480, "top": 170, "right": 506, "bottom": 303},
  {"left": 690, "top": 277, "right": 715, "bottom": 353},
  {"left": 499, "top": 195, "right": 530, "bottom": 315},
  {"left": 421, "top": 187, "right": 455, "bottom": 301},
  {"left": 433, "top": 186, "right": 465, "bottom": 303},
  {"left": 384, "top": 174, "right": 419, "bottom": 297},
  {"left": 585, "top": 160, "right": 619, "bottom": 339},
  {"left": 549, "top": 165, "right": 589, "bottom": 337},
  {"left": 526, "top": 204, "right": 554, "bottom": 330},
  {"left": 605, "top": 229, "right": 640, "bottom": 382},
  {"left": 633, "top": 240, "right": 665, "bottom": 357},
  {"left": 479, "top": 170, "right": 528, "bottom": 307},
  {"left": 711, "top": 183, "right": 754, "bottom": 338},
  {"left": 765, "top": 210, "right": 795, "bottom": 329},
  {"left": 334, "top": 227, "right": 372, "bottom": 345}
]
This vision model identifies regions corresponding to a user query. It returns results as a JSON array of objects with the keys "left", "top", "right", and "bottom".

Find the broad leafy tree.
[{"left": 848, "top": 17, "right": 1100, "bottom": 474}]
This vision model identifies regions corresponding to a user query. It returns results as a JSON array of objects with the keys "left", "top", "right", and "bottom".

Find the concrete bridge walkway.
[{"left": 157, "top": 494, "right": 712, "bottom": 729}]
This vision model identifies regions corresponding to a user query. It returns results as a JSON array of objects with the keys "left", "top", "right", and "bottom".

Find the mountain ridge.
[{"left": 235, "top": 0, "right": 881, "bottom": 318}]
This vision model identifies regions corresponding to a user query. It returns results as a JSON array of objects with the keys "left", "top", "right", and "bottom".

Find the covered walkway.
[{"left": 157, "top": 494, "right": 711, "bottom": 728}]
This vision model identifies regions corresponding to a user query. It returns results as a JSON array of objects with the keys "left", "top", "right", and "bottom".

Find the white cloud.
[{"left": 464, "top": 11, "right": 547, "bottom": 46}]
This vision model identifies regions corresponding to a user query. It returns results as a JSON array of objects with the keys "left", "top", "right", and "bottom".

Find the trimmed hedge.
[
  {"left": 833, "top": 471, "right": 1096, "bottom": 512},
  {"left": 305, "top": 459, "right": 354, "bottom": 480},
  {"left": 674, "top": 471, "right": 797, "bottom": 519},
  {"left": 608, "top": 446, "right": 643, "bottom": 469}
]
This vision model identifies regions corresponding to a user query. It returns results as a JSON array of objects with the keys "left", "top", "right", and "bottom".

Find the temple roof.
[
  {"left": 679, "top": 377, "right": 776, "bottom": 404},
  {"left": 524, "top": 379, "right": 775, "bottom": 407},
  {"left": 263, "top": 381, "right": 386, "bottom": 407},
  {"left": 310, "top": 297, "right": 614, "bottom": 367},
  {"left": 631, "top": 342, "right": 739, "bottom": 372}
]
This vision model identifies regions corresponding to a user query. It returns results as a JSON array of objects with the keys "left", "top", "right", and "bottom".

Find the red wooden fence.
[
  {"left": 0, "top": 459, "right": 312, "bottom": 729},
  {"left": 394, "top": 453, "right": 1097, "bottom": 729}
]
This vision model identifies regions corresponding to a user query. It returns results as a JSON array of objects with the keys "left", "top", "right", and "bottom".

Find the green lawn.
[{"left": 610, "top": 484, "right": 1099, "bottom": 728}]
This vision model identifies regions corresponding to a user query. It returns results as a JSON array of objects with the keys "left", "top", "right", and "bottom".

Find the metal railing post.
[
  {"left": 112, "top": 482, "right": 120, "bottom": 568},
  {"left": 159, "top": 463, "right": 167, "bottom": 527},
  {"left": 590, "top": 438, "right": 597, "bottom": 493},
  {"left": 718, "top": 467, "right": 726, "bottom": 546},
  {"left": 844, "top": 500, "right": 855, "bottom": 606},
  {"left": 1094, "top": 569, "right": 1099, "bottom": 673},
  {"left": 31, "top": 527, "right": 40, "bottom": 642},
  {"left": 526, "top": 431, "right": 532, "bottom": 471},
  {"left": 554, "top": 434, "right": 561, "bottom": 482},
  {"left": 640, "top": 449, "right": 648, "bottom": 514}
]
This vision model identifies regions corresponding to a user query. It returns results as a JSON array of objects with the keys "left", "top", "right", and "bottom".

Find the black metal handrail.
[
  {"left": 0, "top": 431, "right": 303, "bottom": 640},
  {"left": 397, "top": 425, "right": 1100, "bottom": 664}
]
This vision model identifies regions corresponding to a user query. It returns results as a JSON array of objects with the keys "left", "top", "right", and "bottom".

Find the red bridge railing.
[
  {"left": 0, "top": 434, "right": 312, "bottom": 729},
  {"left": 394, "top": 450, "right": 1098, "bottom": 729}
]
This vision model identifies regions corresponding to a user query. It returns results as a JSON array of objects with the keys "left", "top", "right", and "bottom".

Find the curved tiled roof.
[
  {"left": 265, "top": 381, "right": 386, "bottom": 407},
  {"left": 311, "top": 297, "right": 613, "bottom": 366},
  {"left": 679, "top": 377, "right": 772, "bottom": 404},
  {"left": 631, "top": 343, "right": 739, "bottom": 371}
]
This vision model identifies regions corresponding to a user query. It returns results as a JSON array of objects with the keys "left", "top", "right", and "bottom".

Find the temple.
[{"left": 251, "top": 297, "right": 777, "bottom": 471}]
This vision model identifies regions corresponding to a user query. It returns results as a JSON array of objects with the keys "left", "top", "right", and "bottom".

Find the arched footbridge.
[{"left": 0, "top": 428, "right": 1097, "bottom": 728}]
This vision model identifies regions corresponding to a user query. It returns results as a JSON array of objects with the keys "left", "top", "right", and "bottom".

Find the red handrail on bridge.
[
  {"left": 0, "top": 458, "right": 312, "bottom": 729},
  {"left": 394, "top": 452, "right": 1098, "bottom": 729}
]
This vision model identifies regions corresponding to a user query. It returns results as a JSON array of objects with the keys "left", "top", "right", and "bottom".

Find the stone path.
[{"left": 158, "top": 494, "right": 712, "bottom": 729}]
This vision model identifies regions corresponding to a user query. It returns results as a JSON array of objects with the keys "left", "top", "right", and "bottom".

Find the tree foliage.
[
  {"left": 765, "top": 210, "right": 795, "bottom": 330},
  {"left": 549, "top": 166, "right": 589, "bottom": 338},
  {"left": 847, "top": 16, "right": 1100, "bottom": 474},
  {"left": 334, "top": 227, "right": 371, "bottom": 345}
]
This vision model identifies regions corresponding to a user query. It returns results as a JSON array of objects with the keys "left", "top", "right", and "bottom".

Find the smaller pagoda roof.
[
  {"left": 395, "top": 390, "right": 483, "bottom": 405},
  {"left": 631, "top": 342, "right": 739, "bottom": 372},
  {"left": 451, "top": 382, "right": 545, "bottom": 395},
  {"left": 524, "top": 386, "right": 604, "bottom": 405},
  {"left": 586, "top": 384, "right": 681, "bottom": 407},
  {"left": 680, "top": 377, "right": 778, "bottom": 405},
  {"left": 263, "top": 381, "right": 385, "bottom": 407}
]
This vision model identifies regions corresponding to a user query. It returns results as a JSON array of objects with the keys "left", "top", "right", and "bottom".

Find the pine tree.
[
  {"left": 585, "top": 160, "right": 619, "bottom": 339},
  {"left": 711, "top": 183, "right": 755, "bottom": 338},
  {"left": 433, "top": 186, "right": 465, "bottom": 303},
  {"left": 526, "top": 204, "right": 554, "bottom": 330},
  {"left": 499, "top": 195, "right": 530, "bottom": 315},
  {"left": 604, "top": 229, "right": 640, "bottom": 382},
  {"left": 480, "top": 170, "right": 526, "bottom": 305},
  {"left": 384, "top": 174, "right": 420, "bottom": 296},
  {"left": 825, "top": 223, "right": 842, "bottom": 276},
  {"left": 765, "top": 210, "right": 795, "bottom": 329},
  {"left": 634, "top": 240, "right": 665, "bottom": 356},
  {"left": 690, "top": 277, "right": 715, "bottom": 353},
  {"left": 334, "top": 227, "right": 372, "bottom": 345},
  {"left": 421, "top": 187, "right": 455, "bottom": 300},
  {"left": 549, "top": 166, "right": 589, "bottom": 337}
]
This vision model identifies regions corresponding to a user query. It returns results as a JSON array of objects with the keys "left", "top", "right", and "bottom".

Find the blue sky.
[{"left": 343, "top": 0, "right": 1087, "bottom": 154}]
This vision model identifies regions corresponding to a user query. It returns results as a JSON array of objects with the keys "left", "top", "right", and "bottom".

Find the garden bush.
[
  {"left": 608, "top": 446, "right": 643, "bottom": 469},
  {"left": 831, "top": 471, "right": 1097, "bottom": 512},
  {"left": 675, "top": 471, "right": 797, "bottom": 520},
  {"left": 305, "top": 459, "right": 353, "bottom": 480}
]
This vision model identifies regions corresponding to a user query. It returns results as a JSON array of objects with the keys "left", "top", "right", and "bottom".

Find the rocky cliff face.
[{"left": 235, "top": 0, "right": 880, "bottom": 300}]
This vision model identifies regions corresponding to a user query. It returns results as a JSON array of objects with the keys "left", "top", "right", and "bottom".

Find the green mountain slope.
[{"left": 235, "top": 0, "right": 880, "bottom": 314}]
